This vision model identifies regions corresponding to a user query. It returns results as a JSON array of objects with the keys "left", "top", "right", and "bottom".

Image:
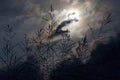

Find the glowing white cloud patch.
[
  {"left": 54, "top": 8, "right": 82, "bottom": 25},
  {"left": 52, "top": 0, "right": 107, "bottom": 40},
  {"left": 53, "top": 8, "right": 84, "bottom": 39},
  {"left": 54, "top": 9, "right": 68, "bottom": 23},
  {"left": 60, "top": 9, "right": 84, "bottom": 38},
  {"left": 67, "top": 9, "right": 81, "bottom": 20}
]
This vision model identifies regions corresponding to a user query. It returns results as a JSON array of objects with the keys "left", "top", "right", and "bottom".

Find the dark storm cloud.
[
  {"left": 0, "top": 0, "right": 28, "bottom": 25},
  {"left": 55, "top": 19, "right": 78, "bottom": 33},
  {"left": 0, "top": 0, "right": 26, "bottom": 16},
  {"left": 48, "top": 19, "right": 78, "bottom": 38},
  {"left": 0, "top": 0, "right": 44, "bottom": 41},
  {"left": 109, "top": 0, "right": 120, "bottom": 32},
  {"left": 0, "top": 0, "right": 44, "bottom": 26}
]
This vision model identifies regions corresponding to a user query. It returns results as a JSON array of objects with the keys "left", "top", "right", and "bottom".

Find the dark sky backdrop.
[
  {"left": 0, "top": 1, "right": 120, "bottom": 79},
  {"left": 0, "top": 0, "right": 120, "bottom": 40}
]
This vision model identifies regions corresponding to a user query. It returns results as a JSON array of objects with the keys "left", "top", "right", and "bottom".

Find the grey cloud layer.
[{"left": 0, "top": 0, "right": 119, "bottom": 39}]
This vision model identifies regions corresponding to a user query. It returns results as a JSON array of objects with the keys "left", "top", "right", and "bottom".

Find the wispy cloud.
[{"left": 0, "top": 0, "right": 119, "bottom": 40}]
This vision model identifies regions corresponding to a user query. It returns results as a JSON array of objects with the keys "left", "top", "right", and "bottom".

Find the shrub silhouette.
[
  {"left": 50, "top": 33, "right": 120, "bottom": 80},
  {"left": 0, "top": 4, "right": 116, "bottom": 80},
  {"left": 0, "top": 25, "right": 42, "bottom": 80}
]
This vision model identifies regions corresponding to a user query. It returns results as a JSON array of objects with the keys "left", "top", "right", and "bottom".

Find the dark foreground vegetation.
[
  {"left": 0, "top": 5, "right": 119, "bottom": 80},
  {"left": 50, "top": 33, "right": 120, "bottom": 80},
  {"left": 0, "top": 31, "right": 120, "bottom": 80}
]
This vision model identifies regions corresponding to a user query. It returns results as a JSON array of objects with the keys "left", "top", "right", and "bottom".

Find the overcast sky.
[{"left": 0, "top": 0, "right": 120, "bottom": 40}]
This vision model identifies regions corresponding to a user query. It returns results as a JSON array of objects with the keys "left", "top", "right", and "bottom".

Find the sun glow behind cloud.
[
  {"left": 53, "top": 6, "right": 88, "bottom": 39},
  {"left": 48, "top": 0, "right": 111, "bottom": 40},
  {"left": 61, "top": 9, "right": 83, "bottom": 37}
]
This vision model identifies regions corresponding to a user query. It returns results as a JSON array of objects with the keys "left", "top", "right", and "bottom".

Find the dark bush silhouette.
[
  {"left": 50, "top": 33, "right": 120, "bottom": 80},
  {"left": 0, "top": 5, "right": 116, "bottom": 80},
  {"left": 0, "top": 25, "right": 42, "bottom": 80},
  {"left": 0, "top": 55, "right": 42, "bottom": 80}
]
